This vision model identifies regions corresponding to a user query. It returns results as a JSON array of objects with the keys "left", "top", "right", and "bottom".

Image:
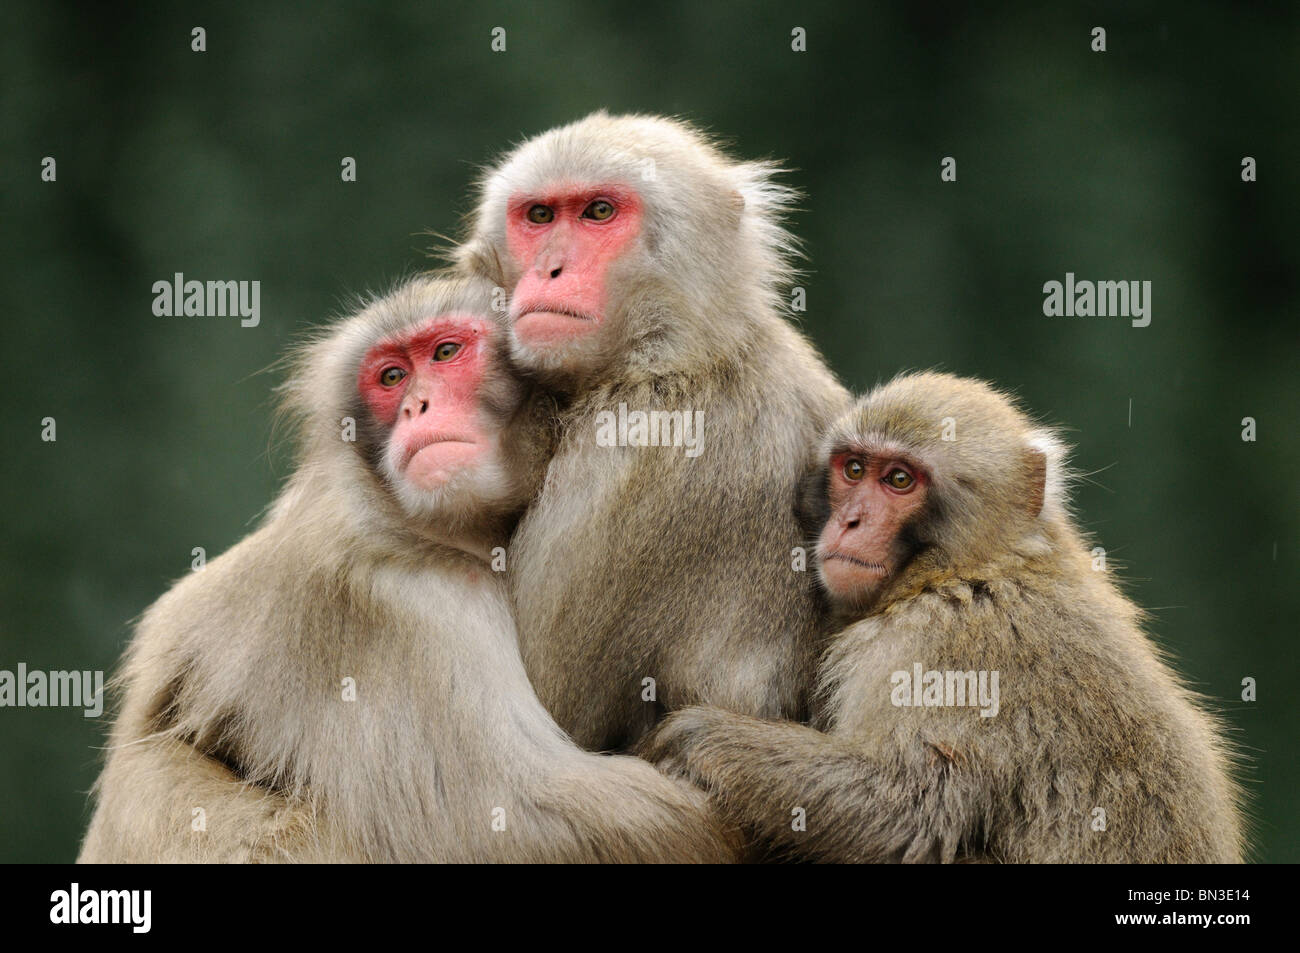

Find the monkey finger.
[{"left": 638, "top": 706, "right": 724, "bottom": 766}]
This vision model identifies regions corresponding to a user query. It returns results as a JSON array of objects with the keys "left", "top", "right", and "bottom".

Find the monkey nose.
[{"left": 537, "top": 250, "right": 565, "bottom": 280}]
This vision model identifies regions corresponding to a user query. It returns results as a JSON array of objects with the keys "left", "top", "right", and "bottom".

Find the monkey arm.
[
  {"left": 78, "top": 731, "right": 325, "bottom": 863},
  {"left": 641, "top": 706, "right": 974, "bottom": 863},
  {"left": 79, "top": 607, "right": 333, "bottom": 864}
]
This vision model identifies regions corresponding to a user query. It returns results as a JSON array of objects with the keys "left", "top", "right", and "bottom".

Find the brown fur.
[{"left": 643, "top": 372, "right": 1246, "bottom": 863}]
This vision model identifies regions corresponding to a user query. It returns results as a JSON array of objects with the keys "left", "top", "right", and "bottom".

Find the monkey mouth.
[
  {"left": 514, "top": 305, "right": 596, "bottom": 324},
  {"left": 513, "top": 306, "right": 601, "bottom": 346},
  {"left": 823, "top": 552, "right": 889, "bottom": 575},
  {"left": 401, "top": 434, "right": 478, "bottom": 469}
]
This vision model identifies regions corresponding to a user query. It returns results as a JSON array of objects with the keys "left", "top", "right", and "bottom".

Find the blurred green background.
[{"left": 2, "top": 1, "right": 1295, "bottom": 862}]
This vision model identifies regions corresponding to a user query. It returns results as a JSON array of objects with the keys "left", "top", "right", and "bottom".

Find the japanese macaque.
[
  {"left": 643, "top": 372, "right": 1246, "bottom": 863},
  {"left": 78, "top": 275, "right": 735, "bottom": 863},
  {"left": 456, "top": 112, "right": 849, "bottom": 751}
]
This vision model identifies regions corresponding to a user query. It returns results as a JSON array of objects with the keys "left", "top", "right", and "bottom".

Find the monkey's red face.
[
  {"left": 504, "top": 185, "right": 643, "bottom": 350},
  {"left": 817, "top": 450, "right": 930, "bottom": 603},
  {"left": 357, "top": 314, "right": 498, "bottom": 494}
]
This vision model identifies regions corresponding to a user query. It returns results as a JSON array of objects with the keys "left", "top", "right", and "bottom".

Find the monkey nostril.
[
  {"left": 419, "top": 400, "right": 429, "bottom": 414},
  {"left": 846, "top": 518, "right": 860, "bottom": 530},
  {"left": 549, "top": 267, "right": 562, "bottom": 279}
]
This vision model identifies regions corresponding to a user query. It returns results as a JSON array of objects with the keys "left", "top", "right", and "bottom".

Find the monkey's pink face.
[
  {"left": 504, "top": 185, "right": 643, "bottom": 349},
  {"left": 817, "top": 450, "right": 930, "bottom": 602},
  {"left": 357, "top": 315, "right": 496, "bottom": 492}
]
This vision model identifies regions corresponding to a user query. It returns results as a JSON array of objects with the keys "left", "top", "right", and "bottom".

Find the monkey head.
[
  {"left": 813, "top": 372, "right": 1063, "bottom": 612},
  {"left": 283, "top": 275, "right": 540, "bottom": 543},
  {"left": 457, "top": 112, "right": 799, "bottom": 385}
]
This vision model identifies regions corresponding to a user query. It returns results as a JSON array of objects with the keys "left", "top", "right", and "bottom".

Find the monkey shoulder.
[
  {"left": 133, "top": 518, "right": 509, "bottom": 723},
  {"left": 819, "top": 576, "right": 1156, "bottom": 729}
]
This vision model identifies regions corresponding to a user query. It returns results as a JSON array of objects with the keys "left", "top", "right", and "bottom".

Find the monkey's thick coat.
[
  {"left": 458, "top": 113, "right": 850, "bottom": 750},
  {"left": 645, "top": 373, "right": 1245, "bottom": 863},
  {"left": 79, "top": 277, "right": 734, "bottom": 863}
]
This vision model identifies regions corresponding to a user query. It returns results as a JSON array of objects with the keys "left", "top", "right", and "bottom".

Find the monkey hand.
[{"left": 638, "top": 706, "right": 742, "bottom": 788}]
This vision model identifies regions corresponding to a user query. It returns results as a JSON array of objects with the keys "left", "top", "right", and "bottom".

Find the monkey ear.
[
  {"left": 454, "top": 238, "right": 506, "bottom": 285},
  {"left": 1024, "top": 447, "right": 1047, "bottom": 517},
  {"left": 729, "top": 190, "right": 746, "bottom": 213}
]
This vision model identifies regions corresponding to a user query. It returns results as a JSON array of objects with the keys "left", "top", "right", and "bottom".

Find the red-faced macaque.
[
  {"left": 643, "top": 372, "right": 1245, "bottom": 863},
  {"left": 79, "top": 275, "right": 735, "bottom": 863},
  {"left": 456, "top": 112, "right": 849, "bottom": 751}
]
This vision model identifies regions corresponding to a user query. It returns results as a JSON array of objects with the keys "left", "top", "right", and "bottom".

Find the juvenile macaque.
[
  {"left": 457, "top": 112, "right": 849, "bottom": 750},
  {"left": 644, "top": 372, "right": 1245, "bottom": 863},
  {"left": 79, "top": 275, "right": 735, "bottom": 863}
]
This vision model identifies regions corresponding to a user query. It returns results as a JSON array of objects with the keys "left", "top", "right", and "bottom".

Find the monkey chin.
[
  {"left": 384, "top": 444, "right": 514, "bottom": 529},
  {"left": 514, "top": 309, "right": 599, "bottom": 345},
  {"left": 508, "top": 317, "right": 610, "bottom": 382},
  {"left": 818, "top": 554, "right": 889, "bottom": 605},
  {"left": 404, "top": 440, "right": 483, "bottom": 489}
]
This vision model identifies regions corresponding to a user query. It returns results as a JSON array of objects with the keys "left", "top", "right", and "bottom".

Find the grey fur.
[
  {"left": 79, "top": 275, "right": 735, "bottom": 863},
  {"left": 457, "top": 112, "right": 850, "bottom": 750}
]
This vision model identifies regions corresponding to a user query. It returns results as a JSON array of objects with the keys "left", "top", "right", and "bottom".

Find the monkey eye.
[
  {"left": 885, "top": 468, "right": 915, "bottom": 490},
  {"left": 526, "top": 204, "right": 554, "bottom": 224},
  {"left": 379, "top": 366, "right": 407, "bottom": 387},
  {"left": 843, "top": 458, "right": 866, "bottom": 482},
  {"left": 433, "top": 342, "right": 462, "bottom": 362},
  {"left": 582, "top": 199, "right": 615, "bottom": 221}
]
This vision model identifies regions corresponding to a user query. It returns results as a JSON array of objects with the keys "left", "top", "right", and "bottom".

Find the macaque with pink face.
[
  {"left": 80, "top": 275, "right": 735, "bottom": 863},
  {"left": 457, "top": 112, "right": 850, "bottom": 751},
  {"left": 644, "top": 372, "right": 1244, "bottom": 864}
]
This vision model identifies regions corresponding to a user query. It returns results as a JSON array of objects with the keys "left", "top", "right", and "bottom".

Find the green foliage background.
[{"left": 2, "top": 2, "right": 1295, "bottom": 862}]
